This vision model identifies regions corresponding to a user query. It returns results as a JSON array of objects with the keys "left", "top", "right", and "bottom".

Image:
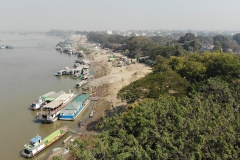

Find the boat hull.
[{"left": 21, "top": 127, "right": 68, "bottom": 158}]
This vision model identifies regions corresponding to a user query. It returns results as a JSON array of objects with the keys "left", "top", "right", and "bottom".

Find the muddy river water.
[{"left": 0, "top": 33, "right": 92, "bottom": 159}]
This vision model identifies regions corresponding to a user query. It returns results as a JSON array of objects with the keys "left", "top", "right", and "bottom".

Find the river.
[{"left": 0, "top": 33, "right": 92, "bottom": 159}]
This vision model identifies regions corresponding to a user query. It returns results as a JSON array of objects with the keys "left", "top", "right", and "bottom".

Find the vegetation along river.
[{"left": 0, "top": 33, "right": 92, "bottom": 160}]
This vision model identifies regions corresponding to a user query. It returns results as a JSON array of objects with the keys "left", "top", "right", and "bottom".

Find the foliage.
[
  {"left": 176, "top": 33, "right": 203, "bottom": 52},
  {"left": 69, "top": 92, "right": 240, "bottom": 159},
  {"left": 178, "top": 33, "right": 196, "bottom": 43},
  {"left": 149, "top": 36, "right": 174, "bottom": 45},
  {"left": 233, "top": 33, "right": 240, "bottom": 45},
  {"left": 117, "top": 71, "right": 189, "bottom": 102},
  {"left": 87, "top": 32, "right": 109, "bottom": 44},
  {"left": 77, "top": 45, "right": 92, "bottom": 54},
  {"left": 126, "top": 36, "right": 152, "bottom": 58},
  {"left": 52, "top": 156, "right": 63, "bottom": 160},
  {"left": 213, "top": 35, "right": 231, "bottom": 52},
  {"left": 169, "top": 51, "right": 240, "bottom": 82},
  {"left": 148, "top": 46, "right": 184, "bottom": 59},
  {"left": 64, "top": 34, "right": 240, "bottom": 160},
  {"left": 213, "top": 41, "right": 222, "bottom": 51}
]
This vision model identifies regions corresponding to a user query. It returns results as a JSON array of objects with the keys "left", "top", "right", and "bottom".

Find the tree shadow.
[
  {"left": 104, "top": 104, "right": 126, "bottom": 118},
  {"left": 86, "top": 117, "right": 103, "bottom": 132},
  {"left": 86, "top": 104, "right": 126, "bottom": 132}
]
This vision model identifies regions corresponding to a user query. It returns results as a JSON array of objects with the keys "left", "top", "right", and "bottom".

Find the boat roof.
[
  {"left": 60, "top": 94, "right": 89, "bottom": 113},
  {"left": 24, "top": 128, "right": 67, "bottom": 151},
  {"left": 83, "top": 65, "right": 89, "bottom": 69},
  {"left": 45, "top": 91, "right": 65, "bottom": 101},
  {"left": 82, "top": 59, "right": 90, "bottom": 63},
  {"left": 55, "top": 93, "right": 74, "bottom": 101},
  {"left": 42, "top": 91, "right": 56, "bottom": 99},
  {"left": 76, "top": 80, "right": 87, "bottom": 85},
  {"left": 75, "top": 66, "right": 83, "bottom": 70},
  {"left": 30, "top": 136, "right": 42, "bottom": 143},
  {"left": 43, "top": 100, "right": 63, "bottom": 109},
  {"left": 42, "top": 128, "right": 67, "bottom": 143}
]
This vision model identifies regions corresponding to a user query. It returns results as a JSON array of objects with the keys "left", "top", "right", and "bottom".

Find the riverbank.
[{"left": 46, "top": 34, "right": 151, "bottom": 159}]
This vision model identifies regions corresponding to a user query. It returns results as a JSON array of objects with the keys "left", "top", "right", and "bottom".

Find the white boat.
[
  {"left": 21, "top": 127, "right": 68, "bottom": 158},
  {"left": 37, "top": 91, "right": 75, "bottom": 123},
  {"left": 68, "top": 50, "right": 73, "bottom": 54},
  {"left": 59, "top": 94, "right": 90, "bottom": 120},
  {"left": 76, "top": 80, "right": 88, "bottom": 88},
  {"left": 81, "top": 74, "right": 88, "bottom": 80},
  {"left": 30, "top": 91, "right": 56, "bottom": 110},
  {"left": 73, "top": 72, "right": 81, "bottom": 79},
  {"left": 54, "top": 70, "right": 64, "bottom": 76},
  {"left": 0, "top": 45, "right": 5, "bottom": 49},
  {"left": 55, "top": 46, "right": 61, "bottom": 50},
  {"left": 5, "top": 45, "right": 14, "bottom": 49}
]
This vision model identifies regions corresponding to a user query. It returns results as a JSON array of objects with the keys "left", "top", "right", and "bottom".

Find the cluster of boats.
[
  {"left": 31, "top": 90, "right": 90, "bottom": 122},
  {"left": 54, "top": 59, "right": 92, "bottom": 88},
  {"left": 21, "top": 44, "right": 94, "bottom": 158},
  {"left": 0, "top": 45, "right": 14, "bottom": 49},
  {"left": 22, "top": 91, "right": 90, "bottom": 157}
]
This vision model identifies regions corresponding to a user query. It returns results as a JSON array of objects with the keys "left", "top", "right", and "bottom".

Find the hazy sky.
[{"left": 1, "top": 0, "right": 240, "bottom": 31}]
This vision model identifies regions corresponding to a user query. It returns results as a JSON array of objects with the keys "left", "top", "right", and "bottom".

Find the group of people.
[{"left": 78, "top": 121, "right": 84, "bottom": 128}]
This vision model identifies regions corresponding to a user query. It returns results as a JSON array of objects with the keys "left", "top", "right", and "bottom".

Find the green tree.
[
  {"left": 233, "top": 33, "right": 240, "bottom": 45},
  {"left": 127, "top": 36, "right": 152, "bottom": 59},
  {"left": 69, "top": 94, "right": 240, "bottom": 159},
  {"left": 178, "top": 33, "right": 196, "bottom": 43},
  {"left": 213, "top": 41, "right": 222, "bottom": 51}
]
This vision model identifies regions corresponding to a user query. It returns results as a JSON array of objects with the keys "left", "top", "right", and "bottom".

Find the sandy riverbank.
[{"left": 47, "top": 34, "right": 151, "bottom": 159}]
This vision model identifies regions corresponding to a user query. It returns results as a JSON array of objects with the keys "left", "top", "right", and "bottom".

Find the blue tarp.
[{"left": 30, "top": 136, "right": 42, "bottom": 143}]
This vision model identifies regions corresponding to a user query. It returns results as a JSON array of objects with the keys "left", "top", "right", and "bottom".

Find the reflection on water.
[{"left": 0, "top": 33, "right": 92, "bottom": 160}]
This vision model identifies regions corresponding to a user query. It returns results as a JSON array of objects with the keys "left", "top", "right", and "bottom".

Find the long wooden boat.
[
  {"left": 21, "top": 127, "right": 68, "bottom": 158},
  {"left": 76, "top": 80, "right": 87, "bottom": 88}
]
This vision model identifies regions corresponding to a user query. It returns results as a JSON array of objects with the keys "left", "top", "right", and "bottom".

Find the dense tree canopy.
[
  {"left": 169, "top": 52, "right": 240, "bottom": 82},
  {"left": 117, "top": 71, "right": 189, "bottom": 102},
  {"left": 62, "top": 34, "right": 240, "bottom": 159},
  {"left": 178, "top": 33, "right": 196, "bottom": 43},
  {"left": 233, "top": 33, "right": 240, "bottom": 45},
  {"left": 69, "top": 91, "right": 240, "bottom": 159}
]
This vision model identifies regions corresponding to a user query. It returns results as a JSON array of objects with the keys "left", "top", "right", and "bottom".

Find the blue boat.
[{"left": 59, "top": 94, "right": 90, "bottom": 120}]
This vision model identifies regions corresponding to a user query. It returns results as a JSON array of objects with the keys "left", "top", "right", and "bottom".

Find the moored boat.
[
  {"left": 37, "top": 91, "right": 76, "bottom": 123},
  {"left": 76, "top": 80, "right": 87, "bottom": 88},
  {"left": 73, "top": 72, "right": 81, "bottom": 79},
  {"left": 5, "top": 45, "right": 14, "bottom": 49},
  {"left": 30, "top": 91, "right": 56, "bottom": 110},
  {"left": 59, "top": 94, "right": 90, "bottom": 120},
  {"left": 54, "top": 70, "right": 64, "bottom": 76},
  {"left": 21, "top": 127, "right": 68, "bottom": 158}
]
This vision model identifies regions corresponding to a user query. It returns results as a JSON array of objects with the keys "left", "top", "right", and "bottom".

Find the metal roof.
[
  {"left": 60, "top": 94, "right": 89, "bottom": 113},
  {"left": 76, "top": 80, "right": 87, "bottom": 86},
  {"left": 43, "top": 100, "right": 63, "bottom": 109},
  {"left": 83, "top": 65, "right": 89, "bottom": 69},
  {"left": 48, "top": 91, "right": 65, "bottom": 99},
  {"left": 42, "top": 91, "right": 56, "bottom": 99},
  {"left": 55, "top": 93, "right": 74, "bottom": 101},
  {"left": 75, "top": 66, "right": 83, "bottom": 70}
]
